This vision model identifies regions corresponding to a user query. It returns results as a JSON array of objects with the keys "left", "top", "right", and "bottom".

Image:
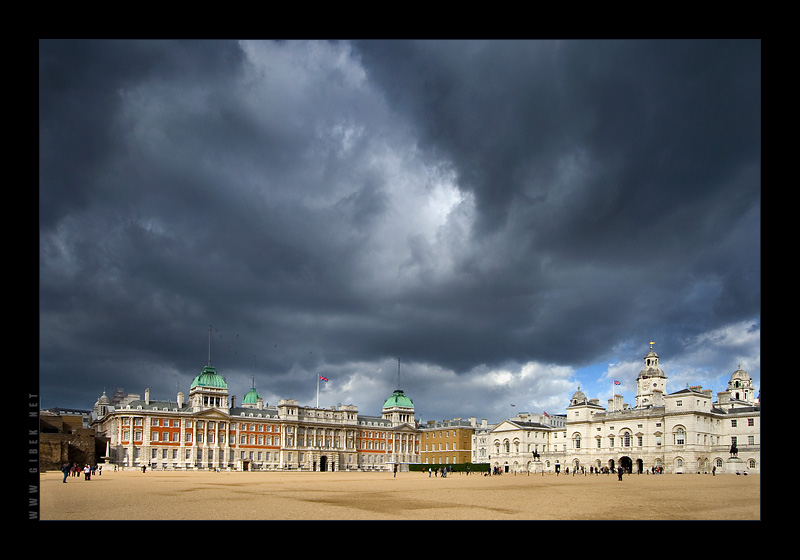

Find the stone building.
[
  {"left": 560, "top": 345, "right": 760, "bottom": 474},
  {"left": 90, "top": 363, "right": 420, "bottom": 472},
  {"left": 480, "top": 412, "right": 567, "bottom": 473},
  {"left": 420, "top": 417, "right": 481, "bottom": 467},
  {"left": 40, "top": 407, "right": 107, "bottom": 471},
  {"left": 498, "top": 344, "right": 760, "bottom": 475}
]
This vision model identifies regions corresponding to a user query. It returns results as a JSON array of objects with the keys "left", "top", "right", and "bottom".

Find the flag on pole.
[
  {"left": 319, "top": 375, "right": 328, "bottom": 382},
  {"left": 614, "top": 380, "right": 621, "bottom": 385},
  {"left": 543, "top": 411, "right": 550, "bottom": 418}
]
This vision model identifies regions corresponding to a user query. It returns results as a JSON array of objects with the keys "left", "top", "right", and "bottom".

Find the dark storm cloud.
[
  {"left": 353, "top": 39, "right": 760, "bottom": 363},
  {"left": 38, "top": 39, "right": 760, "bottom": 420}
]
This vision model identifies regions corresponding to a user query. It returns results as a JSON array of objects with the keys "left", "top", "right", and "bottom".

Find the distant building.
[
  {"left": 482, "top": 412, "right": 567, "bottom": 473},
  {"left": 419, "top": 417, "right": 482, "bottom": 466},
  {"left": 494, "top": 344, "right": 760, "bottom": 475},
  {"left": 90, "top": 364, "right": 420, "bottom": 472},
  {"left": 40, "top": 407, "right": 106, "bottom": 471},
  {"left": 80, "top": 343, "right": 758, "bottom": 476}
]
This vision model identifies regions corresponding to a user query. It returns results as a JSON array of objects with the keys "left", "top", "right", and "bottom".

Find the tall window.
[{"left": 675, "top": 428, "right": 685, "bottom": 445}]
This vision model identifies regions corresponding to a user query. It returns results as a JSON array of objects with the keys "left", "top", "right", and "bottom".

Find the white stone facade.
[{"left": 482, "top": 346, "right": 759, "bottom": 475}]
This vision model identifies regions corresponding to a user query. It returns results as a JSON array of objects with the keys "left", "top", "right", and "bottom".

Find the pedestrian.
[
  {"left": 98, "top": 465, "right": 102, "bottom": 476},
  {"left": 84, "top": 464, "right": 91, "bottom": 480},
  {"left": 61, "top": 463, "right": 70, "bottom": 483},
  {"left": 617, "top": 466, "right": 623, "bottom": 481}
]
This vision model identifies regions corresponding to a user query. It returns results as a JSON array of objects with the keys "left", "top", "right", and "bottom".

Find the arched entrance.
[
  {"left": 320, "top": 456, "right": 328, "bottom": 472},
  {"left": 620, "top": 456, "right": 633, "bottom": 473}
]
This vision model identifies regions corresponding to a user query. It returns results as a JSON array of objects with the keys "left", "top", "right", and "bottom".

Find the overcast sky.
[{"left": 39, "top": 39, "right": 760, "bottom": 423}]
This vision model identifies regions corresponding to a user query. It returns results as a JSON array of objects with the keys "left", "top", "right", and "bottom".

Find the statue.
[{"left": 729, "top": 440, "right": 738, "bottom": 457}]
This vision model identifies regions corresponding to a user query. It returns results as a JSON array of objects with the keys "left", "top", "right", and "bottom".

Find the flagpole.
[{"left": 316, "top": 373, "right": 319, "bottom": 408}]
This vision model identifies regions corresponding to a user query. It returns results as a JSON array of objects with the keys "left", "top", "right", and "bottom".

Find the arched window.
[
  {"left": 574, "top": 433, "right": 581, "bottom": 449},
  {"left": 675, "top": 427, "right": 685, "bottom": 445}
]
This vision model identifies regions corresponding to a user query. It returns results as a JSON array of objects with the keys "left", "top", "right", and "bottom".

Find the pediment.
[
  {"left": 393, "top": 423, "right": 419, "bottom": 433},
  {"left": 190, "top": 408, "right": 232, "bottom": 421},
  {"left": 491, "top": 420, "right": 521, "bottom": 433}
]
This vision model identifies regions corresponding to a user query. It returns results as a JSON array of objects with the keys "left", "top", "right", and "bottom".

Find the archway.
[
  {"left": 620, "top": 456, "right": 632, "bottom": 473},
  {"left": 320, "top": 456, "right": 328, "bottom": 472}
]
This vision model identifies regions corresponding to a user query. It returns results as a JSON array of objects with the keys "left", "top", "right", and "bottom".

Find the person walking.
[
  {"left": 84, "top": 464, "right": 91, "bottom": 480},
  {"left": 617, "top": 466, "right": 623, "bottom": 481},
  {"left": 61, "top": 463, "right": 70, "bottom": 483}
]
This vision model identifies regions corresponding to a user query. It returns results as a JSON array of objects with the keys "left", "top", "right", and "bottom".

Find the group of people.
[
  {"left": 424, "top": 466, "right": 455, "bottom": 478},
  {"left": 61, "top": 463, "right": 101, "bottom": 482}
]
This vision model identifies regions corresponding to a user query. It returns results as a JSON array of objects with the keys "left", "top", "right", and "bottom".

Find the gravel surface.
[{"left": 39, "top": 470, "right": 760, "bottom": 521}]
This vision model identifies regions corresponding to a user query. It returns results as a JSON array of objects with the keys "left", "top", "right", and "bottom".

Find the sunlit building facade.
[
  {"left": 488, "top": 344, "right": 760, "bottom": 475},
  {"left": 91, "top": 364, "right": 420, "bottom": 472},
  {"left": 419, "top": 417, "right": 481, "bottom": 466}
]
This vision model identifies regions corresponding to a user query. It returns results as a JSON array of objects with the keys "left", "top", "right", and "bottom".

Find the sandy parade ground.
[{"left": 37, "top": 469, "right": 760, "bottom": 521}]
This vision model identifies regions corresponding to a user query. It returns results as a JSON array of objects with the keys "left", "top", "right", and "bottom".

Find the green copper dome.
[
  {"left": 190, "top": 365, "right": 228, "bottom": 389},
  {"left": 242, "top": 386, "right": 261, "bottom": 404},
  {"left": 383, "top": 389, "right": 414, "bottom": 409}
]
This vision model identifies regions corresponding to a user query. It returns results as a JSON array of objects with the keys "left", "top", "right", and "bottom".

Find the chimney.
[
  {"left": 145, "top": 388, "right": 150, "bottom": 405},
  {"left": 177, "top": 392, "right": 184, "bottom": 408}
]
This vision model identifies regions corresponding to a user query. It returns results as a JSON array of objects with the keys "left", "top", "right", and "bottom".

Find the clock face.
[{"left": 652, "top": 383, "right": 657, "bottom": 388}]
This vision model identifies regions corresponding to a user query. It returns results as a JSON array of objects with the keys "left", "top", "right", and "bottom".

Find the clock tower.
[{"left": 635, "top": 342, "right": 668, "bottom": 408}]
